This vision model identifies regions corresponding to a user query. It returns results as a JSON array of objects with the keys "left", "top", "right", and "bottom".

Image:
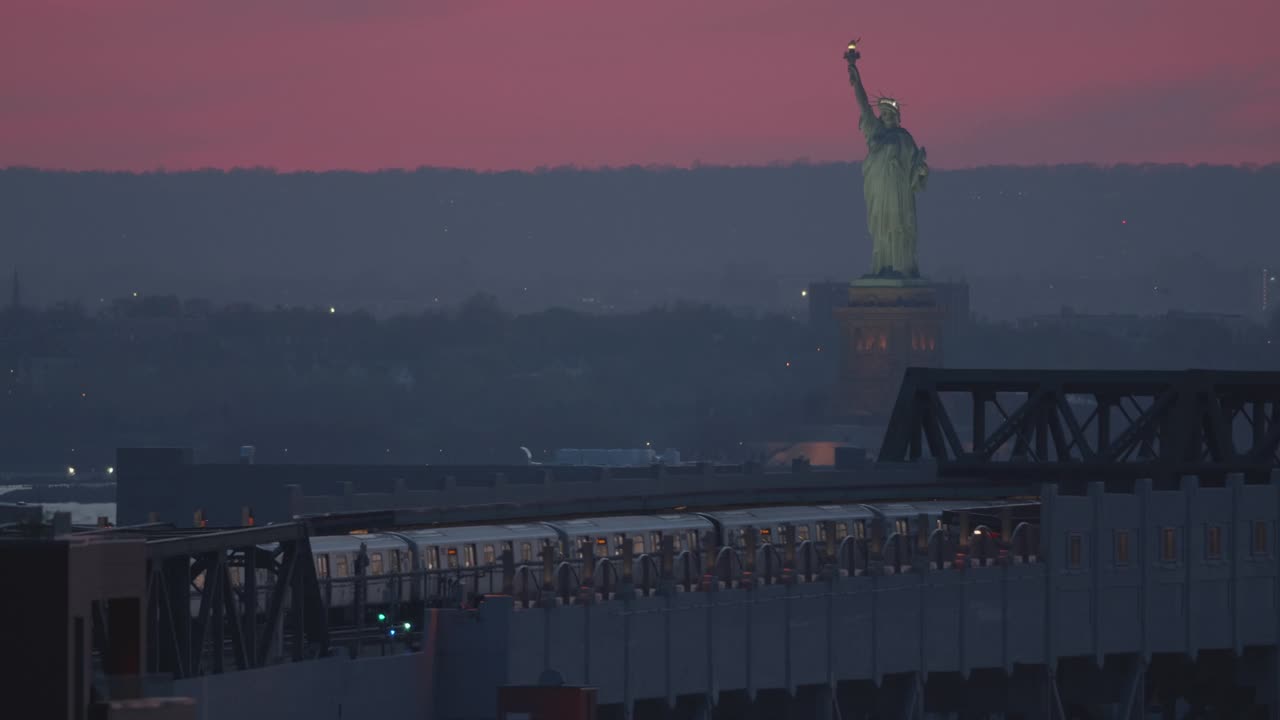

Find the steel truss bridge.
[{"left": 35, "top": 369, "right": 1280, "bottom": 719}]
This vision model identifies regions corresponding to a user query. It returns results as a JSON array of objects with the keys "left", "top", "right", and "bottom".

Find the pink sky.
[{"left": 2, "top": 0, "right": 1277, "bottom": 171}]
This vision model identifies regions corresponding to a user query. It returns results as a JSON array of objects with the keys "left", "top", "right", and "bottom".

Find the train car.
[
  {"left": 310, "top": 533, "right": 415, "bottom": 609},
  {"left": 544, "top": 513, "right": 715, "bottom": 559}
]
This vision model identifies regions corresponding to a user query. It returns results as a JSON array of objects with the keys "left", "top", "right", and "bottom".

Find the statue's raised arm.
[{"left": 846, "top": 52, "right": 874, "bottom": 121}]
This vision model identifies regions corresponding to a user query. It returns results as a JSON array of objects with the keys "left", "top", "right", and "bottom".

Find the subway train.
[{"left": 206, "top": 499, "right": 1032, "bottom": 616}]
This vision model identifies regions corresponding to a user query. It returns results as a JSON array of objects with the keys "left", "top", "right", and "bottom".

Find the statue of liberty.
[{"left": 845, "top": 41, "right": 929, "bottom": 278}]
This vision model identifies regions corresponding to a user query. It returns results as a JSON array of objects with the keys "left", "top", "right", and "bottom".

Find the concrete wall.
[
  {"left": 432, "top": 475, "right": 1280, "bottom": 719},
  {"left": 171, "top": 652, "right": 432, "bottom": 720}
]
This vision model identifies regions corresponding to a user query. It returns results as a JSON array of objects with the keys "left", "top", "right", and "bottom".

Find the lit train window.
[
  {"left": 651, "top": 532, "right": 662, "bottom": 551},
  {"left": 895, "top": 519, "right": 909, "bottom": 536},
  {"left": 483, "top": 545, "right": 496, "bottom": 565},
  {"left": 335, "top": 555, "right": 349, "bottom": 578},
  {"left": 688, "top": 532, "right": 699, "bottom": 551},
  {"left": 595, "top": 538, "right": 607, "bottom": 558},
  {"left": 1253, "top": 521, "right": 1270, "bottom": 556},
  {"left": 369, "top": 552, "right": 383, "bottom": 575},
  {"left": 521, "top": 543, "right": 532, "bottom": 563},
  {"left": 796, "top": 525, "right": 810, "bottom": 542},
  {"left": 427, "top": 547, "right": 439, "bottom": 570},
  {"left": 672, "top": 534, "right": 682, "bottom": 552},
  {"left": 759, "top": 528, "right": 771, "bottom": 543},
  {"left": 446, "top": 547, "right": 458, "bottom": 569},
  {"left": 1113, "top": 531, "right": 1131, "bottom": 566},
  {"left": 835, "top": 523, "right": 848, "bottom": 541},
  {"left": 1160, "top": 528, "right": 1177, "bottom": 563},
  {"left": 315, "top": 555, "right": 330, "bottom": 579},
  {"left": 390, "top": 549, "right": 402, "bottom": 574},
  {"left": 1067, "top": 534, "right": 1083, "bottom": 569},
  {"left": 464, "top": 545, "right": 477, "bottom": 568},
  {"left": 613, "top": 534, "right": 625, "bottom": 555},
  {"left": 817, "top": 524, "right": 829, "bottom": 543},
  {"left": 1205, "top": 526, "right": 1222, "bottom": 561},
  {"left": 855, "top": 521, "right": 866, "bottom": 539},
  {"left": 632, "top": 536, "right": 645, "bottom": 555}
]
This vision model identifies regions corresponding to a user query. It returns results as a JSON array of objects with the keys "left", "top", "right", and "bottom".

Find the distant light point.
[
  {"left": 329, "top": 306, "right": 336, "bottom": 314},
  {"left": 801, "top": 289, "right": 809, "bottom": 297}
]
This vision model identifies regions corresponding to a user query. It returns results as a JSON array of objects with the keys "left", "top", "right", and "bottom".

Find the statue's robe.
[{"left": 860, "top": 112, "right": 926, "bottom": 277}]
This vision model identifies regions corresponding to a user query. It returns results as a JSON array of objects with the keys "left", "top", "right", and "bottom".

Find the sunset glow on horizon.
[{"left": 2, "top": 0, "right": 1277, "bottom": 172}]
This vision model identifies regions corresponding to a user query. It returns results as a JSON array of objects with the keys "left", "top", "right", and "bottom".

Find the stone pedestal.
[{"left": 831, "top": 278, "right": 944, "bottom": 421}]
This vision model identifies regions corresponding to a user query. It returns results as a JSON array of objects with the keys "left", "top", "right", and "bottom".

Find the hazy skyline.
[{"left": 3, "top": 0, "right": 1278, "bottom": 171}]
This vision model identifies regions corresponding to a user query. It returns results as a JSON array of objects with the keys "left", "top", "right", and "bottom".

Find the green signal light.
[
  {"left": 402, "top": 622, "right": 412, "bottom": 631},
  {"left": 376, "top": 612, "right": 387, "bottom": 622}
]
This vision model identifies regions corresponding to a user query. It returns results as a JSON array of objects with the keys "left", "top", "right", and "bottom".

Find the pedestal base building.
[{"left": 832, "top": 278, "right": 945, "bottom": 421}]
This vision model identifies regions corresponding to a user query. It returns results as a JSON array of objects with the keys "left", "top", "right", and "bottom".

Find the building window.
[
  {"left": 1254, "top": 521, "right": 1270, "bottom": 556},
  {"left": 1067, "top": 533, "right": 1083, "bottom": 569},
  {"left": 1160, "top": 528, "right": 1178, "bottom": 563},
  {"left": 1113, "top": 530, "right": 1130, "bottom": 566},
  {"left": 1205, "top": 526, "right": 1223, "bottom": 561}
]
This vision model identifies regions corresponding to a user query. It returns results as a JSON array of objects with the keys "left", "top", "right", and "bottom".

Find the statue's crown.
[{"left": 877, "top": 98, "right": 899, "bottom": 111}]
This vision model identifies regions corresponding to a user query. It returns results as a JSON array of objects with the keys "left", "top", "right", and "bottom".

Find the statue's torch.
[{"left": 844, "top": 39, "right": 861, "bottom": 62}]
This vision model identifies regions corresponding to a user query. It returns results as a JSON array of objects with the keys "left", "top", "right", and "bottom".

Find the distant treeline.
[
  {"left": 0, "top": 297, "right": 1276, "bottom": 470},
  {"left": 2, "top": 163, "right": 1278, "bottom": 318}
]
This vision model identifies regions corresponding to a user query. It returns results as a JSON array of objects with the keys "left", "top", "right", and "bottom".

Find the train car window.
[
  {"left": 483, "top": 545, "right": 496, "bottom": 565},
  {"left": 1113, "top": 530, "right": 1131, "bottom": 566},
  {"left": 502, "top": 541, "right": 514, "bottom": 561},
  {"left": 1160, "top": 528, "right": 1178, "bottom": 563},
  {"left": 896, "top": 519, "right": 909, "bottom": 536},
  {"left": 796, "top": 525, "right": 810, "bottom": 542},
  {"left": 1253, "top": 521, "right": 1270, "bottom": 556},
  {"left": 427, "top": 547, "right": 439, "bottom": 570},
  {"left": 595, "top": 537, "right": 608, "bottom": 558},
  {"left": 672, "top": 534, "right": 683, "bottom": 552},
  {"left": 390, "top": 549, "right": 402, "bottom": 574},
  {"left": 817, "top": 524, "right": 829, "bottom": 543},
  {"left": 855, "top": 520, "right": 866, "bottom": 539},
  {"left": 335, "top": 555, "right": 349, "bottom": 578},
  {"left": 613, "top": 534, "right": 625, "bottom": 555},
  {"left": 688, "top": 531, "right": 700, "bottom": 552},
  {"left": 759, "top": 527, "right": 772, "bottom": 543},
  {"left": 1067, "top": 534, "right": 1083, "bottom": 569},
  {"left": 369, "top": 552, "right": 384, "bottom": 575},
  {"left": 463, "top": 545, "right": 477, "bottom": 568},
  {"left": 651, "top": 532, "right": 662, "bottom": 552},
  {"left": 446, "top": 547, "right": 459, "bottom": 569},
  {"left": 315, "top": 555, "right": 330, "bottom": 579},
  {"left": 520, "top": 543, "right": 533, "bottom": 563},
  {"left": 632, "top": 535, "right": 645, "bottom": 555},
  {"left": 835, "top": 523, "right": 848, "bottom": 541},
  {"left": 1205, "top": 526, "right": 1223, "bottom": 561}
]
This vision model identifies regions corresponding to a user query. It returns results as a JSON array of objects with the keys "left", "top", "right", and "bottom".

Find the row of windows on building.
[{"left": 1065, "top": 521, "right": 1271, "bottom": 569}]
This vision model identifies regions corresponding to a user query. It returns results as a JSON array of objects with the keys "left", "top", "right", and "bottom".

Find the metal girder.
[
  {"left": 879, "top": 368, "right": 1280, "bottom": 478},
  {"left": 143, "top": 525, "right": 329, "bottom": 679}
]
